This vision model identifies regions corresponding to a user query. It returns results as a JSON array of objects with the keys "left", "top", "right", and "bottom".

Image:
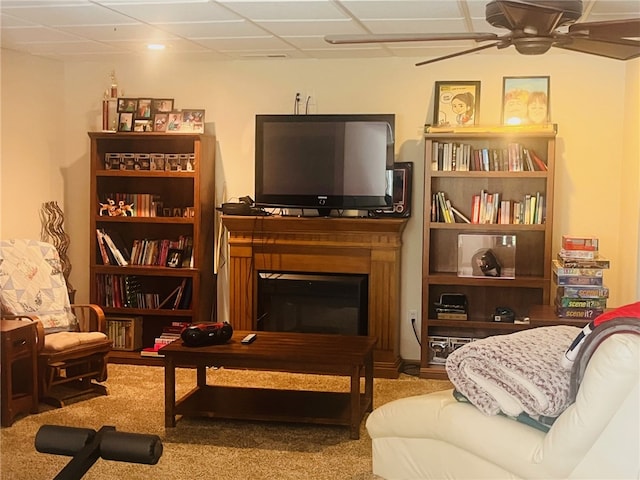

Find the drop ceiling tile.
[
  {"left": 58, "top": 23, "right": 178, "bottom": 42},
  {"left": 217, "top": 0, "right": 347, "bottom": 21},
  {"left": 590, "top": 1, "right": 640, "bottom": 15},
  {"left": 20, "top": 39, "right": 127, "bottom": 55},
  {"left": 1, "top": 3, "right": 137, "bottom": 26},
  {"left": 361, "top": 18, "right": 471, "bottom": 34},
  {"left": 156, "top": 20, "right": 268, "bottom": 38},
  {"left": 103, "top": 1, "right": 240, "bottom": 24},
  {"left": 256, "top": 18, "right": 366, "bottom": 36},
  {"left": 190, "top": 35, "right": 292, "bottom": 51},
  {"left": 1, "top": 25, "right": 85, "bottom": 43},
  {"left": 341, "top": 0, "right": 462, "bottom": 19}
]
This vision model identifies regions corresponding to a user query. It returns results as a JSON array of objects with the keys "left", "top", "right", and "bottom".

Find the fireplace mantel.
[{"left": 222, "top": 215, "right": 408, "bottom": 378}]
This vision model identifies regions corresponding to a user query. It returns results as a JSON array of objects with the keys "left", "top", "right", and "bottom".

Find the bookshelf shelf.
[
  {"left": 89, "top": 131, "right": 216, "bottom": 365},
  {"left": 420, "top": 127, "right": 557, "bottom": 379},
  {"left": 95, "top": 216, "right": 194, "bottom": 224}
]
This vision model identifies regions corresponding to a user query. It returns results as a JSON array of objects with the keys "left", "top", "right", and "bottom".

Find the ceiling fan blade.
[
  {"left": 568, "top": 18, "right": 640, "bottom": 39},
  {"left": 415, "top": 42, "right": 502, "bottom": 66},
  {"left": 554, "top": 37, "right": 640, "bottom": 61},
  {"left": 324, "top": 33, "right": 499, "bottom": 45},
  {"left": 490, "top": 0, "right": 574, "bottom": 34}
]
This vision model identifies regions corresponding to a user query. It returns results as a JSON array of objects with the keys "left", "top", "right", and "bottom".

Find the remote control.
[{"left": 241, "top": 333, "right": 257, "bottom": 344}]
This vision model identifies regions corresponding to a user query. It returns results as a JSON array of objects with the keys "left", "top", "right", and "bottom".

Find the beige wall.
[{"left": 2, "top": 47, "right": 638, "bottom": 361}]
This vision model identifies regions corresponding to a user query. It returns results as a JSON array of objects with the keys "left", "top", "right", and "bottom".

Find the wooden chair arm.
[{"left": 70, "top": 304, "right": 107, "bottom": 334}]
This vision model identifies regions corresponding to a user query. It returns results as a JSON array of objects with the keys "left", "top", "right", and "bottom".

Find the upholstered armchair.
[
  {"left": 366, "top": 323, "right": 639, "bottom": 479},
  {"left": 0, "top": 239, "right": 112, "bottom": 407}
]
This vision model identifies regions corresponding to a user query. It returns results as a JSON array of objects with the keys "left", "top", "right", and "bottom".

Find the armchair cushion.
[
  {"left": 44, "top": 331, "right": 109, "bottom": 352},
  {"left": 0, "top": 239, "right": 75, "bottom": 333}
]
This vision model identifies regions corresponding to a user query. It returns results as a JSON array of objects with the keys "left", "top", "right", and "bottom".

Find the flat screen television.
[{"left": 255, "top": 113, "right": 395, "bottom": 216}]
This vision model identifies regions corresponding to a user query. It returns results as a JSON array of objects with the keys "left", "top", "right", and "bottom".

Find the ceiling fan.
[{"left": 325, "top": 0, "right": 640, "bottom": 66}]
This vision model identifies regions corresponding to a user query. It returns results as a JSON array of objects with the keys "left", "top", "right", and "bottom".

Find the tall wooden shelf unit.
[
  {"left": 420, "top": 126, "right": 557, "bottom": 379},
  {"left": 89, "top": 132, "right": 216, "bottom": 365}
]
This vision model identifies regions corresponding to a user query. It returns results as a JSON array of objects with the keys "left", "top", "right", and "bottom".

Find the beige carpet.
[{"left": 0, "top": 364, "right": 452, "bottom": 480}]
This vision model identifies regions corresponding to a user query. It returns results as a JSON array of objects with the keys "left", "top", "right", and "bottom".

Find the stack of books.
[
  {"left": 140, "top": 321, "right": 190, "bottom": 357},
  {"left": 553, "top": 235, "right": 610, "bottom": 320}
]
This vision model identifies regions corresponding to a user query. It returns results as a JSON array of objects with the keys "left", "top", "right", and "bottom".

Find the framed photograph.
[
  {"left": 117, "top": 98, "right": 137, "bottom": 113},
  {"left": 166, "top": 248, "right": 183, "bottom": 268},
  {"left": 433, "top": 81, "right": 481, "bottom": 127},
  {"left": 133, "top": 119, "right": 153, "bottom": 132},
  {"left": 117, "top": 112, "right": 133, "bottom": 132},
  {"left": 167, "top": 112, "right": 182, "bottom": 132},
  {"left": 153, "top": 113, "right": 168, "bottom": 132},
  {"left": 136, "top": 98, "right": 152, "bottom": 119},
  {"left": 152, "top": 98, "right": 174, "bottom": 113},
  {"left": 371, "top": 162, "right": 413, "bottom": 218},
  {"left": 179, "top": 109, "right": 205, "bottom": 133},
  {"left": 502, "top": 76, "right": 550, "bottom": 125}
]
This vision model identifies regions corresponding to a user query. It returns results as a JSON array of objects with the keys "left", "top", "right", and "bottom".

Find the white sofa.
[{"left": 366, "top": 332, "right": 640, "bottom": 479}]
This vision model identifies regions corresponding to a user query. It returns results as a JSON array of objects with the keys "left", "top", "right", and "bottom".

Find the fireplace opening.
[{"left": 257, "top": 272, "right": 368, "bottom": 336}]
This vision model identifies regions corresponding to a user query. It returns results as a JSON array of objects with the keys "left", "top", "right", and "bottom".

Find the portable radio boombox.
[{"left": 181, "top": 322, "right": 234, "bottom": 347}]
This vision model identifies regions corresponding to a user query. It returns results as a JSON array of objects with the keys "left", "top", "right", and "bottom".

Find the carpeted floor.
[{"left": 0, "top": 364, "right": 452, "bottom": 480}]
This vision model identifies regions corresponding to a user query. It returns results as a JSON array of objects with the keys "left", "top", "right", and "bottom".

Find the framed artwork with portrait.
[
  {"left": 502, "top": 76, "right": 550, "bottom": 125},
  {"left": 433, "top": 81, "right": 481, "bottom": 127}
]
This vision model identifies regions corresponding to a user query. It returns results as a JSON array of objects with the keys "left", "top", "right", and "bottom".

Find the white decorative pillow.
[{"left": 0, "top": 239, "right": 75, "bottom": 333}]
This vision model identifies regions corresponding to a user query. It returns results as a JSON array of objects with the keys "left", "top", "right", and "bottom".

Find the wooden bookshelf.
[
  {"left": 88, "top": 132, "right": 216, "bottom": 365},
  {"left": 420, "top": 127, "right": 557, "bottom": 379}
]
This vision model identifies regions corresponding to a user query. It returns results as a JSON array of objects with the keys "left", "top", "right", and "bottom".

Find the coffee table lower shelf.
[{"left": 171, "top": 384, "right": 371, "bottom": 437}]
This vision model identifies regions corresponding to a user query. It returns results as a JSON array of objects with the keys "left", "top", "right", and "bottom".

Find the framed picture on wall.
[
  {"left": 433, "top": 81, "right": 481, "bottom": 127},
  {"left": 502, "top": 76, "right": 550, "bottom": 125}
]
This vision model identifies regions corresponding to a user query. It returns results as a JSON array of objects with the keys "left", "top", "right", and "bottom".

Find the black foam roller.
[
  {"left": 99, "top": 431, "right": 163, "bottom": 465},
  {"left": 35, "top": 425, "right": 96, "bottom": 457}
]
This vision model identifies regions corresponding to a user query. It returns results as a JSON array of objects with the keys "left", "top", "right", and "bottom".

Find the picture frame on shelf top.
[
  {"left": 433, "top": 81, "right": 481, "bottom": 127},
  {"left": 502, "top": 76, "right": 550, "bottom": 126}
]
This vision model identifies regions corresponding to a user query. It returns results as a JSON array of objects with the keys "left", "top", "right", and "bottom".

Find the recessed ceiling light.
[{"left": 147, "top": 44, "right": 166, "bottom": 51}]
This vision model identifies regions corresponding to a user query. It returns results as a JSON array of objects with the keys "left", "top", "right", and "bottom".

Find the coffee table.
[{"left": 163, "top": 330, "right": 376, "bottom": 439}]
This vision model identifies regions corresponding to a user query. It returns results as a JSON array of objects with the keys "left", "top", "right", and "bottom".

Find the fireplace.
[
  {"left": 221, "top": 215, "right": 408, "bottom": 378},
  {"left": 257, "top": 273, "right": 368, "bottom": 336}
]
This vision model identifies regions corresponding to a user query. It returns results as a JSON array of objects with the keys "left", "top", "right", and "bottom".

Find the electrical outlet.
[{"left": 409, "top": 309, "right": 418, "bottom": 324}]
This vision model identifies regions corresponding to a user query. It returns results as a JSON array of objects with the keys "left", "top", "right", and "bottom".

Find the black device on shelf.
[{"left": 254, "top": 113, "right": 395, "bottom": 217}]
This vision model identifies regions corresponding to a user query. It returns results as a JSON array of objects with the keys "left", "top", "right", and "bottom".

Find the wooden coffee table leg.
[
  {"left": 364, "top": 350, "right": 374, "bottom": 413},
  {"left": 197, "top": 364, "right": 206, "bottom": 387},
  {"left": 350, "top": 364, "right": 361, "bottom": 439},
  {"left": 164, "top": 356, "right": 176, "bottom": 427}
]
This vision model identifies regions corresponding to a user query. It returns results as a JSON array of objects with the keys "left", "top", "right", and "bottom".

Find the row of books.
[
  {"left": 430, "top": 141, "right": 547, "bottom": 172},
  {"left": 105, "top": 315, "right": 143, "bottom": 351},
  {"left": 130, "top": 236, "right": 193, "bottom": 268},
  {"left": 140, "top": 321, "right": 191, "bottom": 357},
  {"left": 96, "top": 229, "right": 193, "bottom": 268},
  {"left": 105, "top": 152, "right": 195, "bottom": 172},
  {"left": 95, "top": 274, "right": 192, "bottom": 311},
  {"left": 432, "top": 191, "right": 545, "bottom": 225},
  {"left": 553, "top": 235, "right": 609, "bottom": 319}
]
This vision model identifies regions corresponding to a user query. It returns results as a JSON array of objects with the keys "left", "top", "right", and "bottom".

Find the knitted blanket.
[{"left": 445, "top": 325, "right": 580, "bottom": 417}]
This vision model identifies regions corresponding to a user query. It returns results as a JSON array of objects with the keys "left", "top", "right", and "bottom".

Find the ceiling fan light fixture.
[{"left": 513, "top": 37, "right": 554, "bottom": 55}]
